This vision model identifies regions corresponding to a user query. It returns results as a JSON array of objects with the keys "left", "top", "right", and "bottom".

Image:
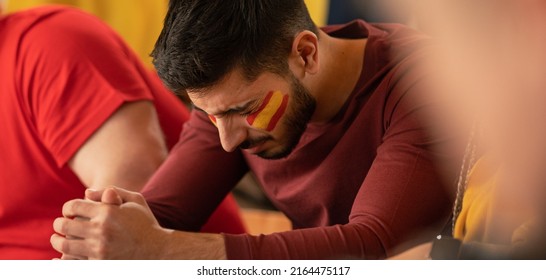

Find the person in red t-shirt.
[
  {"left": 52, "top": 0, "right": 459, "bottom": 259},
  {"left": 0, "top": 6, "right": 245, "bottom": 260}
]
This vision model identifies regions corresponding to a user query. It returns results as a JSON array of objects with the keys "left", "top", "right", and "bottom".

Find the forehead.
[{"left": 188, "top": 69, "right": 289, "bottom": 113}]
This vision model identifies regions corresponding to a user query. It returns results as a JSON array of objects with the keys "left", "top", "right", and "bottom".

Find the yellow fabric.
[
  {"left": 7, "top": 0, "right": 168, "bottom": 67},
  {"left": 453, "top": 158, "right": 497, "bottom": 242},
  {"left": 7, "top": 0, "right": 328, "bottom": 66},
  {"left": 304, "top": 0, "right": 329, "bottom": 26}
]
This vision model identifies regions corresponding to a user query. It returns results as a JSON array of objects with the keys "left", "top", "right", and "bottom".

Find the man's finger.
[
  {"left": 106, "top": 187, "right": 146, "bottom": 205},
  {"left": 85, "top": 188, "right": 104, "bottom": 202},
  {"left": 102, "top": 188, "right": 123, "bottom": 205},
  {"left": 53, "top": 217, "right": 91, "bottom": 239},
  {"left": 62, "top": 199, "right": 102, "bottom": 219},
  {"left": 50, "top": 234, "right": 92, "bottom": 258}
]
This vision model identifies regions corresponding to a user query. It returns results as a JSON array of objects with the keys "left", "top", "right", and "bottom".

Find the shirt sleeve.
[
  {"left": 142, "top": 111, "right": 249, "bottom": 231},
  {"left": 223, "top": 70, "right": 457, "bottom": 259},
  {"left": 17, "top": 9, "right": 154, "bottom": 167}
]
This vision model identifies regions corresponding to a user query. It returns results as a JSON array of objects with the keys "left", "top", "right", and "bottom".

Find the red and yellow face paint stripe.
[
  {"left": 209, "top": 114, "right": 217, "bottom": 126},
  {"left": 246, "top": 90, "right": 289, "bottom": 132},
  {"left": 207, "top": 90, "right": 289, "bottom": 132}
]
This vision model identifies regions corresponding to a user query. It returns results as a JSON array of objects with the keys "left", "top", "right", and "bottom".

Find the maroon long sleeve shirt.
[{"left": 142, "top": 20, "right": 456, "bottom": 259}]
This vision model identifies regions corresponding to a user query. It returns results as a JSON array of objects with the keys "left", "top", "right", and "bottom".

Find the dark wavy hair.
[{"left": 151, "top": 0, "right": 317, "bottom": 93}]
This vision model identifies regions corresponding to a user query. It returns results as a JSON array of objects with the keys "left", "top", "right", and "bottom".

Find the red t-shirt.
[
  {"left": 0, "top": 6, "right": 244, "bottom": 260},
  {"left": 143, "top": 20, "right": 458, "bottom": 259}
]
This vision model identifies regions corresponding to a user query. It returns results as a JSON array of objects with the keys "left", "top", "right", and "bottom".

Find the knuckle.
[
  {"left": 91, "top": 217, "right": 106, "bottom": 231},
  {"left": 60, "top": 239, "right": 71, "bottom": 254},
  {"left": 50, "top": 234, "right": 58, "bottom": 248},
  {"left": 137, "top": 194, "right": 147, "bottom": 204},
  {"left": 52, "top": 218, "right": 62, "bottom": 233},
  {"left": 62, "top": 201, "right": 74, "bottom": 216},
  {"left": 134, "top": 194, "right": 146, "bottom": 204},
  {"left": 63, "top": 199, "right": 83, "bottom": 217},
  {"left": 126, "top": 191, "right": 140, "bottom": 202},
  {"left": 91, "top": 216, "right": 112, "bottom": 237},
  {"left": 60, "top": 220, "right": 70, "bottom": 235}
]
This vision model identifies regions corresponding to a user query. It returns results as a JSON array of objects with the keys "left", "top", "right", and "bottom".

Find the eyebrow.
[{"left": 193, "top": 99, "right": 258, "bottom": 117}]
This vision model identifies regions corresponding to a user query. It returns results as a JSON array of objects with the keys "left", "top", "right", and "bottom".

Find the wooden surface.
[{"left": 241, "top": 209, "right": 292, "bottom": 235}]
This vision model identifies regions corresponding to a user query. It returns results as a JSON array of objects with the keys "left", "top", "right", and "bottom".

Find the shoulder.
[
  {"left": 19, "top": 6, "right": 130, "bottom": 62},
  {"left": 371, "top": 24, "right": 435, "bottom": 115},
  {"left": 371, "top": 23, "right": 432, "bottom": 55},
  {"left": 364, "top": 25, "right": 439, "bottom": 136}
]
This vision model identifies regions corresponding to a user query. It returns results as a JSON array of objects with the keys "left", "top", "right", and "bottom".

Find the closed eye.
[
  {"left": 193, "top": 98, "right": 261, "bottom": 118},
  {"left": 238, "top": 100, "right": 261, "bottom": 117}
]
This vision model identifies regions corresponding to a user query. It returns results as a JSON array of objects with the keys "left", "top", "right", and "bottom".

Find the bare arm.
[
  {"left": 68, "top": 101, "right": 168, "bottom": 191},
  {"left": 158, "top": 231, "right": 226, "bottom": 260}
]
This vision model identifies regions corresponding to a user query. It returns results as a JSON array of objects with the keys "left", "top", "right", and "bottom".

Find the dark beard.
[{"left": 255, "top": 74, "right": 316, "bottom": 159}]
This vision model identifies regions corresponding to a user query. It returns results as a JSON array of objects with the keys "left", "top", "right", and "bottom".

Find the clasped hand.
[{"left": 50, "top": 187, "right": 169, "bottom": 260}]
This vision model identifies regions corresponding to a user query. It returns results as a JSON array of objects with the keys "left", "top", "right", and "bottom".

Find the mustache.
[{"left": 239, "top": 136, "right": 272, "bottom": 150}]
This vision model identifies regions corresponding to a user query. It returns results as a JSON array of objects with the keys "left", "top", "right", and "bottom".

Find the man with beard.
[{"left": 51, "top": 0, "right": 456, "bottom": 259}]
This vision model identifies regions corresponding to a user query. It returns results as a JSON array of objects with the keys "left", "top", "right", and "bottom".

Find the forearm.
[
  {"left": 142, "top": 111, "right": 248, "bottom": 232},
  {"left": 223, "top": 222, "right": 388, "bottom": 260},
  {"left": 156, "top": 230, "right": 227, "bottom": 260}
]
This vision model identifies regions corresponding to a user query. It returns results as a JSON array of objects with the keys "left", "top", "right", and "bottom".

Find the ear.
[{"left": 288, "top": 30, "right": 319, "bottom": 77}]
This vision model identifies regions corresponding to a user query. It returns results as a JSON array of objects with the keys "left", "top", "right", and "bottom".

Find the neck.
[{"left": 307, "top": 30, "right": 367, "bottom": 123}]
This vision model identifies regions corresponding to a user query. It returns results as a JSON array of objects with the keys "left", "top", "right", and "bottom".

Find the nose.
[{"left": 216, "top": 118, "right": 247, "bottom": 152}]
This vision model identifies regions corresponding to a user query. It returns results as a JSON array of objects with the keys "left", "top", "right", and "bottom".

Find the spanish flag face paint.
[
  {"left": 246, "top": 90, "right": 289, "bottom": 132},
  {"left": 207, "top": 90, "right": 289, "bottom": 132},
  {"left": 208, "top": 114, "right": 217, "bottom": 126}
]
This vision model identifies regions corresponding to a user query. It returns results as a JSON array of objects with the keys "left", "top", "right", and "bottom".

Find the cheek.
[{"left": 246, "top": 91, "right": 289, "bottom": 132}]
